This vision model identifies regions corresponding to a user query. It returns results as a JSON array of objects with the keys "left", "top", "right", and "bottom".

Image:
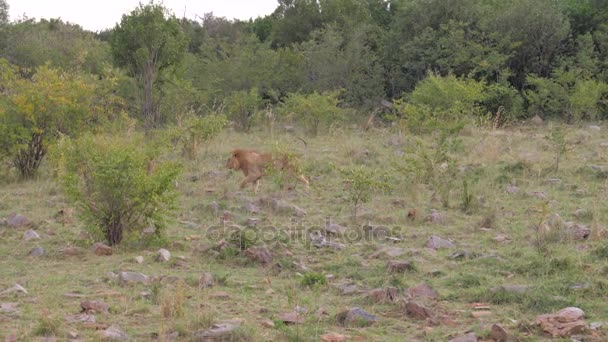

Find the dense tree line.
[{"left": 2, "top": 0, "right": 608, "bottom": 142}]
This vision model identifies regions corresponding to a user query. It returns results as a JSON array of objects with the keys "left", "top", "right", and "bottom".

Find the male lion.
[{"left": 226, "top": 149, "right": 309, "bottom": 192}]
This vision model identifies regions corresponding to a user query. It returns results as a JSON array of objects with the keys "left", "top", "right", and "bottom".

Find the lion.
[{"left": 226, "top": 149, "right": 309, "bottom": 192}]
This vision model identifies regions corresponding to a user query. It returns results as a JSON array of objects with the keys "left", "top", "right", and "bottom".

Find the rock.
[
  {"left": 97, "top": 325, "right": 128, "bottom": 341},
  {"left": 261, "top": 319, "right": 274, "bottom": 328},
  {"left": 67, "top": 331, "right": 79, "bottom": 339},
  {"left": 54, "top": 208, "right": 74, "bottom": 225},
  {"left": 157, "top": 248, "right": 171, "bottom": 262},
  {"left": 426, "top": 235, "right": 455, "bottom": 250},
  {"left": 336, "top": 307, "right": 377, "bottom": 326},
  {"left": 135, "top": 256, "right": 144, "bottom": 264},
  {"left": 245, "top": 203, "right": 262, "bottom": 214},
  {"left": 407, "top": 283, "right": 438, "bottom": 300},
  {"left": 244, "top": 246, "right": 273, "bottom": 264},
  {"left": 588, "top": 125, "right": 601, "bottom": 131},
  {"left": 207, "top": 201, "right": 220, "bottom": 215},
  {"left": 370, "top": 246, "right": 406, "bottom": 259},
  {"left": 405, "top": 302, "right": 433, "bottom": 320},
  {"left": 309, "top": 231, "right": 346, "bottom": 250},
  {"left": 66, "top": 313, "right": 96, "bottom": 323},
  {"left": 106, "top": 272, "right": 119, "bottom": 281},
  {"left": 530, "top": 191, "right": 547, "bottom": 199},
  {"left": 60, "top": 246, "right": 85, "bottom": 256},
  {"left": 320, "top": 332, "right": 349, "bottom": 342},
  {"left": 245, "top": 218, "right": 261, "bottom": 227},
  {"left": 567, "top": 223, "right": 591, "bottom": 240},
  {"left": 197, "top": 322, "right": 241, "bottom": 341},
  {"left": 0, "top": 284, "right": 28, "bottom": 297},
  {"left": 600, "top": 142, "right": 608, "bottom": 148},
  {"left": 279, "top": 311, "right": 305, "bottom": 325},
  {"left": 0, "top": 302, "right": 18, "bottom": 314},
  {"left": 23, "top": 229, "right": 40, "bottom": 241},
  {"left": 92, "top": 243, "right": 113, "bottom": 256},
  {"left": 450, "top": 250, "right": 480, "bottom": 260},
  {"left": 505, "top": 185, "right": 519, "bottom": 194},
  {"left": 81, "top": 300, "right": 109, "bottom": 313},
  {"left": 491, "top": 285, "right": 530, "bottom": 294},
  {"left": 29, "top": 246, "right": 45, "bottom": 257},
  {"left": 493, "top": 234, "right": 511, "bottom": 244},
  {"left": 448, "top": 332, "right": 477, "bottom": 342},
  {"left": 387, "top": 260, "right": 413, "bottom": 273},
  {"left": 535, "top": 307, "right": 587, "bottom": 337},
  {"left": 367, "top": 287, "right": 399, "bottom": 303},
  {"left": 362, "top": 223, "right": 390, "bottom": 239},
  {"left": 425, "top": 210, "right": 444, "bottom": 224},
  {"left": 490, "top": 324, "right": 508, "bottom": 342},
  {"left": 118, "top": 272, "right": 149, "bottom": 285},
  {"left": 210, "top": 291, "right": 230, "bottom": 299},
  {"left": 198, "top": 272, "right": 214, "bottom": 288},
  {"left": 532, "top": 114, "right": 543, "bottom": 125},
  {"left": 6, "top": 213, "right": 31, "bottom": 228},
  {"left": 336, "top": 283, "right": 362, "bottom": 295}
]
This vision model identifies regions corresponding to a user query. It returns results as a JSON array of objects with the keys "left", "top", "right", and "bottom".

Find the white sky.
[{"left": 8, "top": 0, "right": 279, "bottom": 32}]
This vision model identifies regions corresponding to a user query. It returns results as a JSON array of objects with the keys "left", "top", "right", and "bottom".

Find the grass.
[{"left": 1, "top": 122, "right": 607, "bottom": 340}]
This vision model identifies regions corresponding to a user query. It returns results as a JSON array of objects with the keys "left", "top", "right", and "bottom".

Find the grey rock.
[
  {"left": 97, "top": 325, "right": 128, "bottom": 341},
  {"left": 157, "top": 249, "right": 171, "bottom": 262},
  {"left": 448, "top": 333, "right": 477, "bottom": 342},
  {"left": 336, "top": 307, "right": 377, "bottom": 326},
  {"left": 491, "top": 284, "right": 530, "bottom": 294},
  {"left": 23, "top": 229, "right": 40, "bottom": 241},
  {"left": 7, "top": 213, "right": 31, "bottom": 228},
  {"left": 119, "top": 272, "right": 149, "bottom": 285},
  {"left": 29, "top": 246, "right": 45, "bottom": 257},
  {"left": 0, "top": 284, "right": 28, "bottom": 297},
  {"left": 426, "top": 235, "right": 455, "bottom": 250},
  {"left": 197, "top": 322, "right": 241, "bottom": 341}
]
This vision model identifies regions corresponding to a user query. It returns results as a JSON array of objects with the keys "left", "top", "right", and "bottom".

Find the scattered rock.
[
  {"left": 92, "top": 243, "right": 113, "bottom": 256},
  {"left": 490, "top": 324, "right": 508, "bottom": 342},
  {"left": 196, "top": 322, "right": 241, "bottom": 341},
  {"left": 97, "top": 325, "right": 128, "bottom": 341},
  {"left": 279, "top": 311, "right": 304, "bottom": 325},
  {"left": 0, "top": 284, "right": 28, "bottom": 297},
  {"left": 536, "top": 307, "right": 587, "bottom": 337},
  {"left": 448, "top": 332, "right": 477, "bottom": 342},
  {"left": 244, "top": 246, "right": 273, "bottom": 264},
  {"left": 426, "top": 235, "right": 455, "bottom": 250},
  {"left": 309, "top": 231, "right": 346, "bottom": 250},
  {"left": 81, "top": 300, "right": 109, "bottom": 314},
  {"left": 245, "top": 203, "right": 262, "bottom": 214},
  {"left": 60, "top": 246, "right": 86, "bottom": 256},
  {"left": 29, "top": 246, "right": 45, "bottom": 257},
  {"left": 198, "top": 272, "right": 214, "bottom": 288},
  {"left": 407, "top": 283, "right": 438, "bottom": 300},
  {"left": 407, "top": 208, "right": 417, "bottom": 220},
  {"left": 362, "top": 223, "right": 390, "bottom": 239},
  {"left": 0, "top": 302, "right": 18, "bottom": 314},
  {"left": 325, "top": 219, "right": 347, "bottom": 236},
  {"left": 425, "top": 210, "right": 444, "bottom": 224},
  {"left": 118, "top": 272, "right": 149, "bottom": 285},
  {"left": 530, "top": 191, "right": 547, "bottom": 199},
  {"left": 567, "top": 223, "right": 591, "bottom": 240},
  {"left": 450, "top": 250, "right": 481, "bottom": 260},
  {"left": 135, "top": 256, "right": 144, "bottom": 264},
  {"left": 23, "top": 229, "right": 40, "bottom": 241},
  {"left": 405, "top": 302, "right": 433, "bottom": 320},
  {"left": 4, "top": 332, "right": 17, "bottom": 342},
  {"left": 532, "top": 114, "right": 543, "bottom": 125},
  {"left": 67, "top": 331, "right": 79, "bottom": 339},
  {"left": 320, "top": 332, "right": 349, "bottom": 342},
  {"left": 261, "top": 319, "right": 275, "bottom": 328},
  {"left": 493, "top": 234, "right": 511, "bottom": 244},
  {"left": 387, "top": 260, "right": 413, "bottom": 273},
  {"left": 367, "top": 287, "right": 399, "bottom": 303},
  {"left": 336, "top": 307, "right": 377, "bottom": 326},
  {"left": 66, "top": 313, "right": 96, "bottom": 323},
  {"left": 6, "top": 213, "right": 31, "bottom": 228},
  {"left": 157, "top": 249, "right": 171, "bottom": 262},
  {"left": 336, "top": 283, "right": 362, "bottom": 295},
  {"left": 54, "top": 208, "right": 74, "bottom": 225},
  {"left": 245, "top": 218, "right": 261, "bottom": 227}
]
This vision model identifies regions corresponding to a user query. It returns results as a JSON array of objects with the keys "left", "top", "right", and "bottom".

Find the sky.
[{"left": 8, "top": 0, "right": 279, "bottom": 32}]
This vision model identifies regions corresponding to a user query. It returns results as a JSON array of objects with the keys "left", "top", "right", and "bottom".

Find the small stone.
[
  {"left": 97, "top": 325, "right": 128, "bottom": 341},
  {"left": 92, "top": 243, "right": 113, "bottom": 256},
  {"left": 198, "top": 272, "right": 214, "bottom": 288},
  {"left": 448, "top": 332, "right": 477, "bottom": 342},
  {"left": 207, "top": 201, "right": 220, "bottom": 215},
  {"left": 325, "top": 220, "right": 347, "bottom": 236},
  {"left": 245, "top": 218, "right": 261, "bottom": 227},
  {"left": 23, "top": 229, "right": 40, "bottom": 241},
  {"left": 535, "top": 307, "right": 587, "bottom": 337},
  {"left": 405, "top": 302, "right": 433, "bottom": 320},
  {"left": 245, "top": 203, "right": 262, "bottom": 214},
  {"left": 244, "top": 246, "right": 273, "bottom": 264},
  {"left": 425, "top": 210, "right": 444, "bottom": 224},
  {"left": 279, "top": 311, "right": 304, "bottom": 325},
  {"left": 491, "top": 284, "right": 530, "bottom": 294},
  {"left": 81, "top": 300, "right": 109, "bottom": 313},
  {"left": 29, "top": 246, "right": 45, "bottom": 257},
  {"left": 196, "top": 322, "right": 241, "bottom": 340},
  {"left": 135, "top": 256, "right": 144, "bottom": 264},
  {"left": 67, "top": 331, "right": 79, "bottom": 339},
  {"left": 118, "top": 272, "right": 149, "bottom": 285},
  {"left": 588, "top": 125, "right": 601, "bottom": 131},
  {"left": 60, "top": 246, "right": 85, "bottom": 256},
  {"left": 320, "top": 332, "right": 348, "bottom": 342},
  {"left": 490, "top": 324, "right": 508, "bottom": 342},
  {"left": 370, "top": 246, "right": 406, "bottom": 259},
  {"left": 336, "top": 307, "right": 377, "bottom": 326},
  {"left": 407, "top": 283, "right": 439, "bottom": 300},
  {"left": 493, "top": 234, "right": 511, "bottom": 244},
  {"left": 66, "top": 313, "right": 96, "bottom": 323},
  {"left": 426, "top": 235, "right": 455, "bottom": 250},
  {"left": 387, "top": 260, "right": 413, "bottom": 273},
  {"left": 0, "top": 302, "right": 18, "bottom": 314},
  {"left": 157, "top": 248, "right": 171, "bottom": 262},
  {"left": 505, "top": 185, "right": 519, "bottom": 194},
  {"left": 532, "top": 114, "right": 543, "bottom": 125},
  {"left": 210, "top": 291, "right": 230, "bottom": 299},
  {"left": 261, "top": 319, "right": 275, "bottom": 328},
  {"left": 367, "top": 287, "right": 399, "bottom": 303},
  {"left": 6, "top": 213, "right": 31, "bottom": 228}
]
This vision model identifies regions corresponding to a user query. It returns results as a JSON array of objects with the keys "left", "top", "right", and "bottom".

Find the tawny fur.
[{"left": 226, "top": 149, "right": 309, "bottom": 191}]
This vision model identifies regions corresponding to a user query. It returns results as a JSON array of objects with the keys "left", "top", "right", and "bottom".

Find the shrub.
[
  {"left": 300, "top": 272, "right": 327, "bottom": 287},
  {"left": 168, "top": 113, "right": 227, "bottom": 160},
  {"left": 341, "top": 166, "right": 392, "bottom": 222},
  {"left": 224, "top": 88, "right": 263, "bottom": 132},
  {"left": 53, "top": 133, "right": 181, "bottom": 245},
  {"left": 279, "top": 90, "right": 348, "bottom": 136}
]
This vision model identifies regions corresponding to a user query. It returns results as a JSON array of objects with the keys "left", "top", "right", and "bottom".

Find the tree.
[
  {"left": 0, "top": 0, "right": 7, "bottom": 25},
  {"left": 111, "top": 2, "right": 187, "bottom": 129}
]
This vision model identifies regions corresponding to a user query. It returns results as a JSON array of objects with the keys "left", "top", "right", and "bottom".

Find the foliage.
[
  {"left": 545, "top": 126, "right": 570, "bottom": 172},
  {"left": 0, "top": 61, "right": 125, "bottom": 178},
  {"left": 279, "top": 90, "right": 348, "bottom": 136},
  {"left": 340, "top": 166, "right": 391, "bottom": 222},
  {"left": 224, "top": 88, "right": 263, "bottom": 132},
  {"left": 168, "top": 113, "right": 227, "bottom": 160},
  {"left": 111, "top": 2, "right": 187, "bottom": 128},
  {"left": 53, "top": 133, "right": 181, "bottom": 245},
  {"left": 300, "top": 272, "right": 327, "bottom": 287}
]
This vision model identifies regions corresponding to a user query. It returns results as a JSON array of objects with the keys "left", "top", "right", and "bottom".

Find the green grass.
[{"left": 1, "top": 123, "right": 607, "bottom": 340}]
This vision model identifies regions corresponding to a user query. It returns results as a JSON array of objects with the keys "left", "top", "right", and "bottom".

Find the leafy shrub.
[
  {"left": 569, "top": 79, "right": 608, "bottom": 121},
  {"left": 300, "top": 272, "right": 327, "bottom": 287},
  {"left": 224, "top": 88, "right": 263, "bottom": 132},
  {"left": 168, "top": 113, "right": 227, "bottom": 160},
  {"left": 279, "top": 90, "right": 348, "bottom": 136},
  {"left": 53, "top": 133, "right": 181, "bottom": 245},
  {"left": 228, "top": 227, "right": 259, "bottom": 250},
  {"left": 341, "top": 166, "right": 392, "bottom": 222}
]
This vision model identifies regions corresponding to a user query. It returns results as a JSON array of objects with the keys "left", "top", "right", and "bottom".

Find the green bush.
[
  {"left": 53, "top": 133, "right": 181, "bottom": 245},
  {"left": 279, "top": 90, "right": 348, "bottom": 136},
  {"left": 341, "top": 166, "right": 392, "bottom": 222},
  {"left": 300, "top": 272, "right": 328, "bottom": 287},
  {"left": 224, "top": 88, "right": 263, "bottom": 132},
  {"left": 168, "top": 113, "right": 227, "bottom": 160}
]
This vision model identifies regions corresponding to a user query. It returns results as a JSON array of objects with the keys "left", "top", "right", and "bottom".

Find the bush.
[
  {"left": 168, "top": 113, "right": 227, "bottom": 160},
  {"left": 279, "top": 90, "right": 348, "bottom": 136},
  {"left": 224, "top": 88, "right": 263, "bottom": 132},
  {"left": 53, "top": 133, "right": 181, "bottom": 245},
  {"left": 300, "top": 272, "right": 327, "bottom": 287},
  {"left": 341, "top": 166, "right": 392, "bottom": 222}
]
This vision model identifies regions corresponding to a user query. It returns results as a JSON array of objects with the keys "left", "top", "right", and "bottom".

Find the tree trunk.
[
  {"left": 13, "top": 133, "right": 46, "bottom": 179},
  {"left": 142, "top": 59, "right": 160, "bottom": 130}
]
